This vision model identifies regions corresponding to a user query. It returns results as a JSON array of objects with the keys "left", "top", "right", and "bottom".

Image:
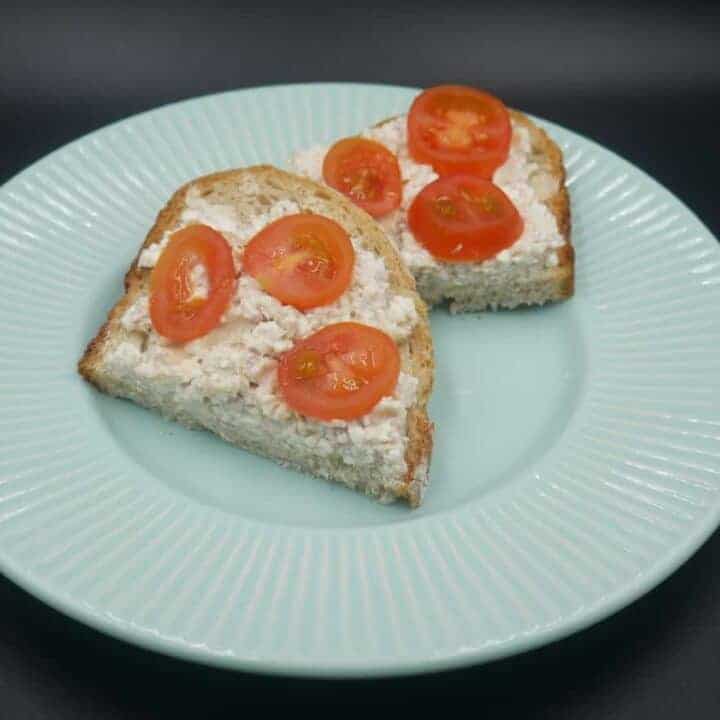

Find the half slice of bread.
[
  {"left": 291, "top": 109, "right": 573, "bottom": 313},
  {"left": 79, "top": 167, "right": 434, "bottom": 506}
]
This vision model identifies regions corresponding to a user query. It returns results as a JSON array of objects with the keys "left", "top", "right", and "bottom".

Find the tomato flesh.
[
  {"left": 322, "top": 137, "right": 402, "bottom": 218},
  {"left": 149, "top": 224, "right": 236, "bottom": 342},
  {"left": 407, "top": 85, "right": 512, "bottom": 178},
  {"left": 243, "top": 213, "right": 355, "bottom": 310},
  {"left": 278, "top": 322, "right": 400, "bottom": 421},
  {"left": 408, "top": 175, "right": 523, "bottom": 262}
]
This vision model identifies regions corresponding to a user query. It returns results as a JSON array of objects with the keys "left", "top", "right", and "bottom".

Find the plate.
[{"left": 1, "top": 83, "right": 719, "bottom": 677}]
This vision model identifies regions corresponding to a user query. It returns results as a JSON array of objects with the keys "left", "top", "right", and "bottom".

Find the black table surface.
[{"left": 2, "top": 1, "right": 719, "bottom": 716}]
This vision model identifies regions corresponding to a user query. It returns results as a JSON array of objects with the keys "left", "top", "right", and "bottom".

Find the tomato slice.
[
  {"left": 407, "top": 175, "right": 524, "bottom": 262},
  {"left": 243, "top": 213, "right": 355, "bottom": 310},
  {"left": 278, "top": 322, "right": 401, "bottom": 421},
  {"left": 322, "top": 137, "right": 402, "bottom": 218},
  {"left": 407, "top": 85, "right": 512, "bottom": 178},
  {"left": 149, "top": 224, "right": 236, "bottom": 343}
]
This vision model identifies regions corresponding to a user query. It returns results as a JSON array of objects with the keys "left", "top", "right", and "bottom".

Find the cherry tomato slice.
[
  {"left": 407, "top": 174, "right": 524, "bottom": 262},
  {"left": 149, "top": 224, "right": 236, "bottom": 343},
  {"left": 322, "top": 137, "right": 402, "bottom": 218},
  {"left": 243, "top": 213, "right": 355, "bottom": 311},
  {"left": 278, "top": 322, "right": 401, "bottom": 421},
  {"left": 407, "top": 85, "right": 512, "bottom": 178}
]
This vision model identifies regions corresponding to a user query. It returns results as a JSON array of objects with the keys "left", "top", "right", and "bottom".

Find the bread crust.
[
  {"left": 509, "top": 109, "right": 574, "bottom": 299},
  {"left": 78, "top": 166, "right": 434, "bottom": 506}
]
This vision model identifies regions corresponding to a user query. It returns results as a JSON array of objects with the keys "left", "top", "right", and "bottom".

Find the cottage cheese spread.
[
  {"left": 291, "top": 115, "right": 566, "bottom": 305},
  {"left": 106, "top": 191, "right": 420, "bottom": 493}
]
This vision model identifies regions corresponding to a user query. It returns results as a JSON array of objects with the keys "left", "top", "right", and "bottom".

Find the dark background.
[{"left": 2, "top": 1, "right": 719, "bottom": 716}]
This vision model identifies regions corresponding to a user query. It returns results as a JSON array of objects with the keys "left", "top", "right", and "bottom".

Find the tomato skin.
[
  {"left": 322, "top": 137, "right": 402, "bottom": 218},
  {"left": 277, "top": 322, "right": 401, "bottom": 421},
  {"left": 407, "top": 175, "right": 523, "bottom": 263},
  {"left": 407, "top": 85, "right": 512, "bottom": 178},
  {"left": 243, "top": 214, "right": 355, "bottom": 311},
  {"left": 149, "top": 224, "right": 236, "bottom": 343}
]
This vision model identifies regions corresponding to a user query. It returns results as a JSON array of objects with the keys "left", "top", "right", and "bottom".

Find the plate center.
[
  {"left": 90, "top": 273, "right": 586, "bottom": 527},
  {"left": 426, "top": 302, "right": 586, "bottom": 511}
]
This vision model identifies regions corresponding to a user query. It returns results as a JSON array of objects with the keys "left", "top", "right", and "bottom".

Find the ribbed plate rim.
[{"left": 0, "top": 83, "right": 719, "bottom": 677}]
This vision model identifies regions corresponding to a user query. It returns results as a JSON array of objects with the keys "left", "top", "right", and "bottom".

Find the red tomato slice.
[
  {"left": 278, "top": 322, "right": 401, "bottom": 421},
  {"left": 149, "top": 224, "right": 237, "bottom": 343},
  {"left": 243, "top": 214, "right": 355, "bottom": 310},
  {"left": 322, "top": 137, "right": 402, "bottom": 218},
  {"left": 407, "top": 175, "right": 524, "bottom": 262},
  {"left": 407, "top": 85, "right": 512, "bottom": 178}
]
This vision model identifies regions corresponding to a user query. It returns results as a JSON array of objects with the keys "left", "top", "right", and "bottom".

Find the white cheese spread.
[{"left": 107, "top": 191, "right": 420, "bottom": 492}]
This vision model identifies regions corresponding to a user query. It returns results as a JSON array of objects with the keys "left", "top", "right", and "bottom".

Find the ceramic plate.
[{"left": 1, "top": 84, "right": 719, "bottom": 677}]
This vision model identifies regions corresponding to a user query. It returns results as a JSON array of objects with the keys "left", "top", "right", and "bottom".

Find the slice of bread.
[
  {"left": 291, "top": 109, "right": 573, "bottom": 313},
  {"left": 79, "top": 166, "right": 434, "bottom": 506}
]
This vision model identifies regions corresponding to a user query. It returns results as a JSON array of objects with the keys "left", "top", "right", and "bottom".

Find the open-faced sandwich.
[
  {"left": 79, "top": 167, "right": 434, "bottom": 506},
  {"left": 292, "top": 84, "right": 573, "bottom": 312}
]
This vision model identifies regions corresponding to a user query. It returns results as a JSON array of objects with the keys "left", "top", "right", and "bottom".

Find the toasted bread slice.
[
  {"left": 291, "top": 109, "right": 573, "bottom": 312},
  {"left": 79, "top": 167, "right": 434, "bottom": 506}
]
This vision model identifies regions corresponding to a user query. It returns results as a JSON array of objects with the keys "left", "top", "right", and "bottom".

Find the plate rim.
[{"left": 1, "top": 498, "right": 718, "bottom": 678}]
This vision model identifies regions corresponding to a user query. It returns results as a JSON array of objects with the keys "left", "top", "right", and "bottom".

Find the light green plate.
[{"left": 1, "top": 84, "right": 719, "bottom": 677}]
